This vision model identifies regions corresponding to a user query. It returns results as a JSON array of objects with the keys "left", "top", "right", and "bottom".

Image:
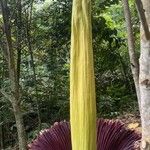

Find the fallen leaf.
[{"left": 128, "top": 123, "right": 139, "bottom": 129}]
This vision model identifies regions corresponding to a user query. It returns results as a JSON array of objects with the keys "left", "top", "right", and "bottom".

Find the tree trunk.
[
  {"left": 27, "top": 33, "right": 42, "bottom": 130},
  {"left": 0, "top": 57, "right": 5, "bottom": 150},
  {"left": 123, "top": 0, "right": 150, "bottom": 148},
  {"left": 139, "top": 0, "right": 150, "bottom": 148},
  {"left": 0, "top": 0, "right": 27, "bottom": 149},
  {"left": 12, "top": 100, "right": 27, "bottom": 150},
  {"left": 122, "top": 0, "right": 140, "bottom": 108},
  {"left": 26, "top": 2, "right": 42, "bottom": 130},
  {"left": 16, "top": 0, "right": 22, "bottom": 83},
  {"left": 0, "top": 116, "right": 4, "bottom": 150}
]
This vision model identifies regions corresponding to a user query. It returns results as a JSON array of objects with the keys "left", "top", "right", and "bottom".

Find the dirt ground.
[{"left": 116, "top": 113, "right": 141, "bottom": 133}]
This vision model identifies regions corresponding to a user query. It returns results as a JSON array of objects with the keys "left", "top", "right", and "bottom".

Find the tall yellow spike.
[{"left": 70, "top": 0, "right": 97, "bottom": 150}]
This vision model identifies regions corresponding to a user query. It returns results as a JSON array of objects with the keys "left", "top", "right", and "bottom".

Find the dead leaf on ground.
[{"left": 128, "top": 123, "right": 139, "bottom": 129}]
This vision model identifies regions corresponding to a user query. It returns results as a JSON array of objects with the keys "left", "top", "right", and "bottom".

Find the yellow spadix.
[{"left": 70, "top": 0, "right": 97, "bottom": 150}]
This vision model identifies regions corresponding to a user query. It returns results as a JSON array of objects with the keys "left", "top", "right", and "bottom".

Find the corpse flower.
[
  {"left": 29, "top": 0, "right": 141, "bottom": 149},
  {"left": 28, "top": 119, "right": 141, "bottom": 150}
]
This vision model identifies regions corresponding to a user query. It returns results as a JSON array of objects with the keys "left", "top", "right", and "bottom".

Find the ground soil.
[{"left": 116, "top": 113, "right": 141, "bottom": 133}]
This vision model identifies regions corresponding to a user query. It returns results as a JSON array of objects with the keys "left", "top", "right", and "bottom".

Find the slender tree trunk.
[
  {"left": 26, "top": 2, "right": 42, "bottom": 130},
  {"left": 0, "top": 114, "right": 4, "bottom": 150},
  {"left": 27, "top": 32, "right": 42, "bottom": 130},
  {"left": 16, "top": 0, "right": 22, "bottom": 83},
  {"left": 0, "top": 1, "right": 27, "bottom": 149},
  {"left": 118, "top": 53, "right": 133, "bottom": 93},
  {"left": 139, "top": 0, "right": 150, "bottom": 149},
  {"left": 0, "top": 57, "right": 5, "bottom": 150},
  {"left": 122, "top": 0, "right": 140, "bottom": 108}
]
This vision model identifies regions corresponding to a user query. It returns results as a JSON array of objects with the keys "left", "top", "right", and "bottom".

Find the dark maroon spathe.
[{"left": 28, "top": 119, "right": 141, "bottom": 150}]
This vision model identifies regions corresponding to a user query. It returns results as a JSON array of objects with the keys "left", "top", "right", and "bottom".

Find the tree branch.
[
  {"left": 135, "top": 0, "right": 150, "bottom": 40},
  {"left": 0, "top": 89, "right": 12, "bottom": 102}
]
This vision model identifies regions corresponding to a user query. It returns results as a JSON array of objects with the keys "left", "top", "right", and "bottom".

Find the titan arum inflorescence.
[{"left": 29, "top": 0, "right": 141, "bottom": 150}]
